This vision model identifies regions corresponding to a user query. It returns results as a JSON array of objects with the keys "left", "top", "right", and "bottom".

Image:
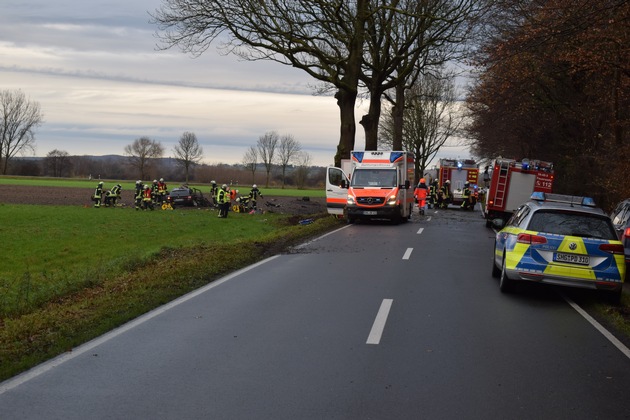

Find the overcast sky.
[{"left": 1, "top": 0, "right": 470, "bottom": 167}]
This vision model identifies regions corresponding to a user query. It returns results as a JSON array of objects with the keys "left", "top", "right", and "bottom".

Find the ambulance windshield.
[{"left": 351, "top": 169, "right": 397, "bottom": 188}]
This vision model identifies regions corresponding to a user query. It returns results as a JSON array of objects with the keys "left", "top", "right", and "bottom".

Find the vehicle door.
[{"left": 325, "top": 166, "right": 349, "bottom": 215}]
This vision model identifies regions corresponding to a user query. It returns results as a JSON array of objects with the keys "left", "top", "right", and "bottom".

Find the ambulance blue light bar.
[{"left": 530, "top": 192, "right": 596, "bottom": 207}]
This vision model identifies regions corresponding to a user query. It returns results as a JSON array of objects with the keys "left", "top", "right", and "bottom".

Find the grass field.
[
  {"left": 0, "top": 176, "right": 326, "bottom": 197},
  {"left": 0, "top": 176, "right": 338, "bottom": 381}
]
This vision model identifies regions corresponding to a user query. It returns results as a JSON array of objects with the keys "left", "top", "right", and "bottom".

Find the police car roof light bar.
[{"left": 530, "top": 192, "right": 596, "bottom": 207}]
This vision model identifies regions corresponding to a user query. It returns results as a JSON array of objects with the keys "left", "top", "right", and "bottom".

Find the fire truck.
[
  {"left": 325, "top": 151, "right": 415, "bottom": 223},
  {"left": 437, "top": 158, "right": 479, "bottom": 206},
  {"left": 484, "top": 158, "right": 554, "bottom": 226}
]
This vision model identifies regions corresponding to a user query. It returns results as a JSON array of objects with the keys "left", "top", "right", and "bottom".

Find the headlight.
[
  {"left": 387, "top": 195, "right": 397, "bottom": 205},
  {"left": 347, "top": 195, "right": 355, "bottom": 205}
]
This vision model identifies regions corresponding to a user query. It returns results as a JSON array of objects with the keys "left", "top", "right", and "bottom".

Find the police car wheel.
[{"left": 499, "top": 256, "right": 513, "bottom": 293}]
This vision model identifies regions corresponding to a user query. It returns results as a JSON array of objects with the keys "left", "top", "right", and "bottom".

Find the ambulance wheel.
[
  {"left": 347, "top": 216, "right": 355, "bottom": 224},
  {"left": 499, "top": 255, "right": 513, "bottom": 293}
]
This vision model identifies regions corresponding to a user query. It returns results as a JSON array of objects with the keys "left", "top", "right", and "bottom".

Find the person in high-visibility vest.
[
  {"left": 249, "top": 184, "right": 264, "bottom": 210},
  {"left": 142, "top": 185, "right": 154, "bottom": 210},
  {"left": 157, "top": 178, "right": 168, "bottom": 204},
  {"left": 414, "top": 178, "right": 429, "bottom": 215},
  {"left": 134, "top": 180, "right": 143, "bottom": 210},
  {"left": 217, "top": 184, "right": 230, "bottom": 218},
  {"left": 461, "top": 182, "right": 472, "bottom": 210},
  {"left": 93, "top": 181, "right": 104, "bottom": 208}
]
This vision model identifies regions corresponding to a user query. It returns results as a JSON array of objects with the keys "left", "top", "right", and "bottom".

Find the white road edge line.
[
  {"left": 367, "top": 299, "right": 393, "bottom": 345},
  {"left": 0, "top": 255, "right": 282, "bottom": 395},
  {"left": 417, "top": 227, "right": 424, "bottom": 235},
  {"left": 402, "top": 248, "right": 413, "bottom": 260},
  {"left": 562, "top": 293, "right": 630, "bottom": 360}
]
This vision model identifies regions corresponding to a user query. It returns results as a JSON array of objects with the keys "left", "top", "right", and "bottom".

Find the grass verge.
[{"left": 0, "top": 211, "right": 342, "bottom": 382}]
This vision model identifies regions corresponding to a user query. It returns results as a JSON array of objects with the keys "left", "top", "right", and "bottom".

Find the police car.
[{"left": 492, "top": 192, "right": 626, "bottom": 302}]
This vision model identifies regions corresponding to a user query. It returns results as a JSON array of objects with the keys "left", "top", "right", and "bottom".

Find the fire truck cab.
[
  {"left": 326, "top": 151, "right": 415, "bottom": 224},
  {"left": 484, "top": 158, "right": 554, "bottom": 226}
]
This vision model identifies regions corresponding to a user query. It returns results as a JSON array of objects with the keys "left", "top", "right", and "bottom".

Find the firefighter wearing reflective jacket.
[
  {"left": 93, "top": 181, "right": 104, "bottom": 208},
  {"left": 157, "top": 178, "right": 168, "bottom": 204},
  {"left": 105, "top": 184, "right": 122, "bottom": 207},
  {"left": 142, "top": 185, "right": 154, "bottom": 210},
  {"left": 134, "top": 180, "right": 143, "bottom": 210},
  {"left": 438, "top": 180, "right": 451, "bottom": 209},
  {"left": 461, "top": 182, "right": 472, "bottom": 210},
  {"left": 217, "top": 184, "right": 230, "bottom": 218},
  {"left": 249, "top": 184, "right": 264, "bottom": 210},
  {"left": 429, "top": 180, "right": 438, "bottom": 209}
]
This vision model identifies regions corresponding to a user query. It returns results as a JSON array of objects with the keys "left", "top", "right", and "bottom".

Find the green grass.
[
  {"left": 0, "top": 176, "right": 326, "bottom": 197},
  {"left": 0, "top": 204, "right": 288, "bottom": 319}
]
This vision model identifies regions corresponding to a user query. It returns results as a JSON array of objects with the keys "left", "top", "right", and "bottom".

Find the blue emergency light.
[{"left": 457, "top": 161, "right": 463, "bottom": 170}]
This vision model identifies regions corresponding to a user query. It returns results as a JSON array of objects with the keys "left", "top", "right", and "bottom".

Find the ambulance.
[
  {"left": 484, "top": 157, "right": 554, "bottom": 226},
  {"left": 437, "top": 158, "right": 479, "bottom": 206},
  {"left": 325, "top": 151, "right": 415, "bottom": 223}
]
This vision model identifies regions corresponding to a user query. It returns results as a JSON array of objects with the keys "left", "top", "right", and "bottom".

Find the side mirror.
[
  {"left": 491, "top": 218, "right": 505, "bottom": 229},
  {"left": 404, "top": 180, "right": 410, "bottom": 189},
  {"left": 341, "top": 179, "right": 349, "bottom": 189}
]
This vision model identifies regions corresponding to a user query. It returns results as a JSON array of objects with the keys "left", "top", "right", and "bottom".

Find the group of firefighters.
[
  {"left": 93, "top": 178, "right": 264, "bottom": 216},
  {"left": 211, "top": 181, "right": 264, "bottom": 218},
  {"left": 413, "top": 178, "right": 480, "bottom": 214}
]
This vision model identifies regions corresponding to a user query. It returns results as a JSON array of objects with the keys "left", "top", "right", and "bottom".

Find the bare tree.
[
  {"left": 379, "top": 68, "right": 463, "bottom": 182},
  {"left": 151, "top": 0, "right": 368, "bottom": 167},
  {"left": 242, "top": 145, "right": 258, "bottom": 184},
  {"left": 124, "top": 137, "right": 164, "bottom": 180},
  {"left": 173, "top": 131, "right": 203, "bottom": 183},
  {"left": 0, "top": 89, "right": 43, "bottom": 174},
  {"left": 293, "top": 151, "right": 312, "bottom": 190},
  {"left": 44, "top": 149, "right": 71, "bottom": 177},
  {"left": 256, "top": 131, "right": 279, "bottom": 188},
  {"left": 276, "top": 134, "right": 301, "bottom": 189}
]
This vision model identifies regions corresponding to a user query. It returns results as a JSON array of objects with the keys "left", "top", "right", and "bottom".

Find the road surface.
[{"left": 2, "top": 208, "right": 629, "bottom": 419}]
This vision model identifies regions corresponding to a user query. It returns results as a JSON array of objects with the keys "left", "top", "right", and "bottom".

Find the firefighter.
[
  {"left": 151, "top": 180, "right": 159, "bottom": 204},
  {"left": 93, "top": 181, "right": 104, "bottom": 208},
  {"left": 439, "top": 180, "right": 451, "bottom": 209},
  {"left": 105, "top": 183, "right": 122, "bottom": 207},
  {"left": 157, "top": 178, "right": 168, "bottom": 204},
  {"left": 217, "top": 184, "right": 229, "bottom": 218},
  {"left": 461, "top": 182, "right": 472, "bottom": 210},
  {"left": 210, "top": 180, "right": 218, "bottom": 206},
  {"left": 142, "top": 185, "right": 154, "bottom": 210},
  {"left": 429, "top": 179, "right": 439, "bottom": 209},
  {"left": 134, "top": 180, "right": 143, "bottom": 210},
  {"left": 414, "top": 178, "right": 429, "bottom": 215},
  {"left": 249, "top": 184, "right": 264, "bottom": 210}
]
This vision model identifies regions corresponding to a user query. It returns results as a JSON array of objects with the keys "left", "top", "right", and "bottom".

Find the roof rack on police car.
[{"left": 530, "top": 192, "right": 596, "bottom": 207}]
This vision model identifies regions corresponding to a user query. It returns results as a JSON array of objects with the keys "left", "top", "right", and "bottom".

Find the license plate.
[
  {"left": 553, "top": 252, "right": 590, "bottom": 265},
  {"left": 363, "top": 211, "right": 377, "bottom": 215}
]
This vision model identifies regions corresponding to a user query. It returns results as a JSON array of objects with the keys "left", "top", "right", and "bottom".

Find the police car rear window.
[{"left": 527, "top": 210, "right": 617, "bottom": 240}]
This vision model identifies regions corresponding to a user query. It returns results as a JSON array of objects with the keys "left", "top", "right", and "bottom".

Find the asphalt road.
[{"left": 2, "top": 207, "right": 630, "bottom": 419}]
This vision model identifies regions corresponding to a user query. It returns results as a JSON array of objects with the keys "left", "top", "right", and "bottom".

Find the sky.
[{"left": 0, "top": 0, "right": 471, "bottom": 167}]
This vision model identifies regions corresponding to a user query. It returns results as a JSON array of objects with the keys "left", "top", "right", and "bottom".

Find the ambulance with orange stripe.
[{"left": 326, "top": 151, "right": 415, "bottom": 223}]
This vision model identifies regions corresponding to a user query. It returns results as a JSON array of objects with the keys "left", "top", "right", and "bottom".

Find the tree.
[
  {"left": 242, "top": 145, "right": 258, "bottom": 184},
  {"left": 256, "top": 131, "right": 279, "bottom": 188},
  {"left": 380, "top": 68, "right": 463, "bottom": 182},
  {"left": 0, "top": 89, "right": 43, "bottom": 174},
  {"left": 276, "top": 134, "right": 301, "bottom": 189},
  {"left": 151, "top": 0, "right": 368, "bottom": 167},
  {"left": 173, "top": 131, "right": 203, "bottom": 183},
  {"left": 44, "top": 149, "right": 72, "bottom": 177},
  {"left": 466, "top": 0, "right": 630, "bottom": 207},
  {"left": 293, "top": 151, "right": 312, "bottom": 190},
  {"left": 124, "top": 137, "right": 164, "bottom": 180}
]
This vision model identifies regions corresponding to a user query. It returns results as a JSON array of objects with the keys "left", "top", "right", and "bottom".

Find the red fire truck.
[
  {"left": 484, "top": 158, "right": 554, "bottom": 226},
  {"left": 438, "top": 158, "right": 479, "bottom": 206}
]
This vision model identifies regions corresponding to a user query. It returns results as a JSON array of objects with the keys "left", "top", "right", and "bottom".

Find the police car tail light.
[
  {"left": 516, "top": 233, "right": 547, "bottom": 245},
  {"left": 623, "top": 227, "right": 630, "bottom": 240},
  {"left": 598, "top": 243, "right": 624, "bottom": 255}
]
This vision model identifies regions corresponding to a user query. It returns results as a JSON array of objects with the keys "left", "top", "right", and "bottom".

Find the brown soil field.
[{"left": 0, "top": 185, "right": 327, "bottom": 216}]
